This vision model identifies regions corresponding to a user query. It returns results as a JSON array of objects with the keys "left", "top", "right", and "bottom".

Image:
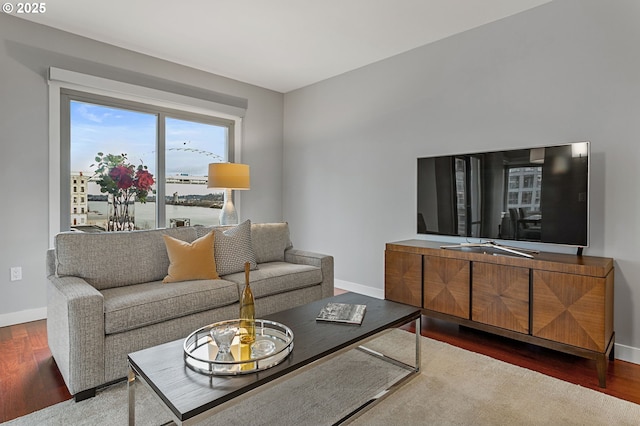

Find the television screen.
[{"left": 417, "top": 142, "right": 589, "bottom": 247}]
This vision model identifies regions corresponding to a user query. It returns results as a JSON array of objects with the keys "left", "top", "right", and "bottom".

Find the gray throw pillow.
[
  {"left": 251, "top": 222, "right": 292, "bottom": 263},
  {"left": 214, "top": 219, "right": 258, "bottom": 276}
]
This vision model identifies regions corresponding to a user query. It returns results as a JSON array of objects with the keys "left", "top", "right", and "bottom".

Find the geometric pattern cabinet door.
[
  {"left": 472, "top": 262, "right": 530, "bottom": 334},
  {"left": 533, "top": 270, "right": 613, "bottom": 352},
  {"left": 423, "top": 256, "right": 470, "bottom": 319},
  {"left": 385, "top": 250, "right": 422, "bottom": 307}
]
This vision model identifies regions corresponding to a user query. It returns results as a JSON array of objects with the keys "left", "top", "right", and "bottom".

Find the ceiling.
[{"left": 15, "top": 0, "right": 551, "bottom": 93}]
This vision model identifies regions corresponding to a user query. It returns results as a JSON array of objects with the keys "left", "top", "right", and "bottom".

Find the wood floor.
[
  {"left": 1, "top": 297, "right": 639, "bottom": 422},
  {"left": 0, "top": 320, "right": 72, "bottom": 423},
  {"left": 403, "top": 318, "right": 640, "bottom": 405}
]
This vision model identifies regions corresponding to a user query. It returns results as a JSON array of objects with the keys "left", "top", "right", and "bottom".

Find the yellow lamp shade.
[{"left": 207, "top": 163, "right": 250, "bottom": 190}]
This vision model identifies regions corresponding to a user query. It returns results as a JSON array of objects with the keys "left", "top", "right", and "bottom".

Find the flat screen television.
[{"left": 417, "top": 141, "right": 589, "bottom": 248}]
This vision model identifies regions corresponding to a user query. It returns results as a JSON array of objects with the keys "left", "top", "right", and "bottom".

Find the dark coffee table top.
[{"left": 128, "top": 292, "right": 420, "bottom": 422}]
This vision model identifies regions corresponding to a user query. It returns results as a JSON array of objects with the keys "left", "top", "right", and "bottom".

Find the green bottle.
[{"left": 239, "top": 261, "right": 255, "bottom": 344}]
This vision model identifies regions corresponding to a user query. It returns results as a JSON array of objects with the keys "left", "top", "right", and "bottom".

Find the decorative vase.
[
  {"left": 239, "top": 261, "right": 255, "bottom": 344},
  {"left": 107, "top": 194, "right": 135, "bottom": 231}
]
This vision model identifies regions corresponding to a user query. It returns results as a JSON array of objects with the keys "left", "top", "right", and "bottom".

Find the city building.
[{"left": 70, "top": 172, "right": 88, "bottom": 227}]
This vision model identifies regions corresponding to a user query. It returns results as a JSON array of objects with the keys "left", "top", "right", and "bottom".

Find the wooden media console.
[{"left": 384, "top": 239, "right": 615, "bottom": 387}]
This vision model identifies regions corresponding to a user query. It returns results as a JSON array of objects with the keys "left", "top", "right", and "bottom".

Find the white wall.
[
  {"left": 283, "top": 0, "right": 640, "bottom": 359},
  {"left": 0, "top": 14, "right": 284, "bottom": 325}
]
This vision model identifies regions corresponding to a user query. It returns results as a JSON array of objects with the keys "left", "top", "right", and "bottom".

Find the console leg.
[
  {"left": 609, "top": 334, "right": 616, "bottom": 361},
  {"left": 596, "top": 354, "right": 607, "bottom": 388}
]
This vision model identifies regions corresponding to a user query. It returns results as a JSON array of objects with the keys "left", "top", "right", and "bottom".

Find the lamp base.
[{"left": 219, "top": 188, "right": 238, "bottom": 225}]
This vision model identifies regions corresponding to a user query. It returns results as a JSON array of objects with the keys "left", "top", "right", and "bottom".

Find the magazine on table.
[{"left": 316, "top": 302, "right": 366, "bottom": 325}]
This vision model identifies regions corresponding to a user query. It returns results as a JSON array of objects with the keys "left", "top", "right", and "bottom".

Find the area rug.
[{"left": 4, "top": 329, "right": 640, "bottom": 425}]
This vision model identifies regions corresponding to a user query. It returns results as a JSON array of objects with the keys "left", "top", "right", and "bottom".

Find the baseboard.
[
  {"left": 0, "top": 307, "right": 47, "bottom": 328},
  {"left": 335, "top": 279, "right": 384, "bottom": 299},
  {"left": 615, "top": 342, "right": 640, "bottom": 365}
]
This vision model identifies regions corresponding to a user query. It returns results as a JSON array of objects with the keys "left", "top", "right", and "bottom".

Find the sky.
[{"left": 70, "top": 100, "right": 228, "bottom": 177}]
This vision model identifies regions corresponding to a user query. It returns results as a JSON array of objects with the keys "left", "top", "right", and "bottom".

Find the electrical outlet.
[{"left": 10, "top": 266, "right": 22, "bottom": 281}]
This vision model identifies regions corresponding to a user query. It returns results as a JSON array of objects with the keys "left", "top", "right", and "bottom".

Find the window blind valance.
[{"left": 48, "top": 67, "right": 247, "bottom": 118}]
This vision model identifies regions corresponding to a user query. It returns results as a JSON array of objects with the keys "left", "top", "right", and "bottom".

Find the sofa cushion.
[
  {"left": 222, "top": 262, "right": 322, "bottom": 299},
  {"left": 101, "top": 279, "right": 239, "bottom": 334},
  {"left": 214, "top": 220, "right": 258, "bottom": 276},
  {"left": 251, "top": 222, "right": 293, "bottom": 263},
  {"left": 162, "top": 231, "right": 219, "bottom": 283},
  {"left": 55, "top": 227, "right": 198, "bottom": 290}
]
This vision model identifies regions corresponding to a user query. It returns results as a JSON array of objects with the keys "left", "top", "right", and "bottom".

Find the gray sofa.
[{"left": 45, "top": 222, "right": 333, "bottom": 400}]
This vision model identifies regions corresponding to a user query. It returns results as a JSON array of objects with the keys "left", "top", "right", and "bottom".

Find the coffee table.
[{"left": 127, "top": 293, "right": 421, "bottom": 425}]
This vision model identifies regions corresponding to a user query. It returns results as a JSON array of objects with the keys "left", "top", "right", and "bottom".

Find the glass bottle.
[{"left": 239, "top": 261, "right": 255, "bottom": 344}]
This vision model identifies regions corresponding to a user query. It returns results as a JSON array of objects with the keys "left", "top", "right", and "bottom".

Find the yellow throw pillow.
[{"left": 162, "top": 231, "right": 219, "bottom": 283}]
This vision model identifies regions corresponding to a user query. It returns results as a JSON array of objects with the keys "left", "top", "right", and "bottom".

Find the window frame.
[
  {"left": 62, "top": 89, "right": 235, "bottom": 231},
  {"left": 48, "top": 68, "right": 244, "bottom": 244}
]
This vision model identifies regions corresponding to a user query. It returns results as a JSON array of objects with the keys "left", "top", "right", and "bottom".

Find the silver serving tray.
[{"left": 183, "top": 319, "right": 294, "bottom": 375}]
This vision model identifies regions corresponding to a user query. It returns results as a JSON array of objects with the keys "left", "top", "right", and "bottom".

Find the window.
[
  {"left": 523, "top": 175, "right": 534, "bottom": 188},
  {"left": 63, "top": 90, "right": 235, "bottom": 231},
  {"left": 508, "top": 192, "right": 519, "bottom": 204},
  {"left": 509, "top": 176, "right": 520, "bottom": 189},
  {"left": 506, "top": 166, "right": 542, "bottom": 212},
  {"left": 454, "top": 158, "right": 467, "bottom": 235},
  {"left": 164, "top": 117, "right": 228, "bottom": 230}
]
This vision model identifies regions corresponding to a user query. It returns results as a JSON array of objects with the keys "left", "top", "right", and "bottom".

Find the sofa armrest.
[
  {"left": 46, "top": 275, "right": 105, "bottom": 396},
  {"left": 285, "top": 249, "right": 334, "bottom": 298},
  {"left": 46, "top": 248, "right": 56, "bottom": 277}
]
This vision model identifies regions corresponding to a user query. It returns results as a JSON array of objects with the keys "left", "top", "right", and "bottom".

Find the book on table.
[{"left": 316, "top": 302, "right": 366, "bottom": 325}]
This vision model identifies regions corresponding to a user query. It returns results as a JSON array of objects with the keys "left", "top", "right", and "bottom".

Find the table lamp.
[{"left": 207, "top": 163, "right": 250, "bottom": 225}]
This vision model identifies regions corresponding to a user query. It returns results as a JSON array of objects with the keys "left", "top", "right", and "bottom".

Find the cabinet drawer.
[
  {"left": 472, "top": 263, "right": 529, "bottom": 334},
  {"left": 423, "top": 256, "right": 470, "bottom": 319}
]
